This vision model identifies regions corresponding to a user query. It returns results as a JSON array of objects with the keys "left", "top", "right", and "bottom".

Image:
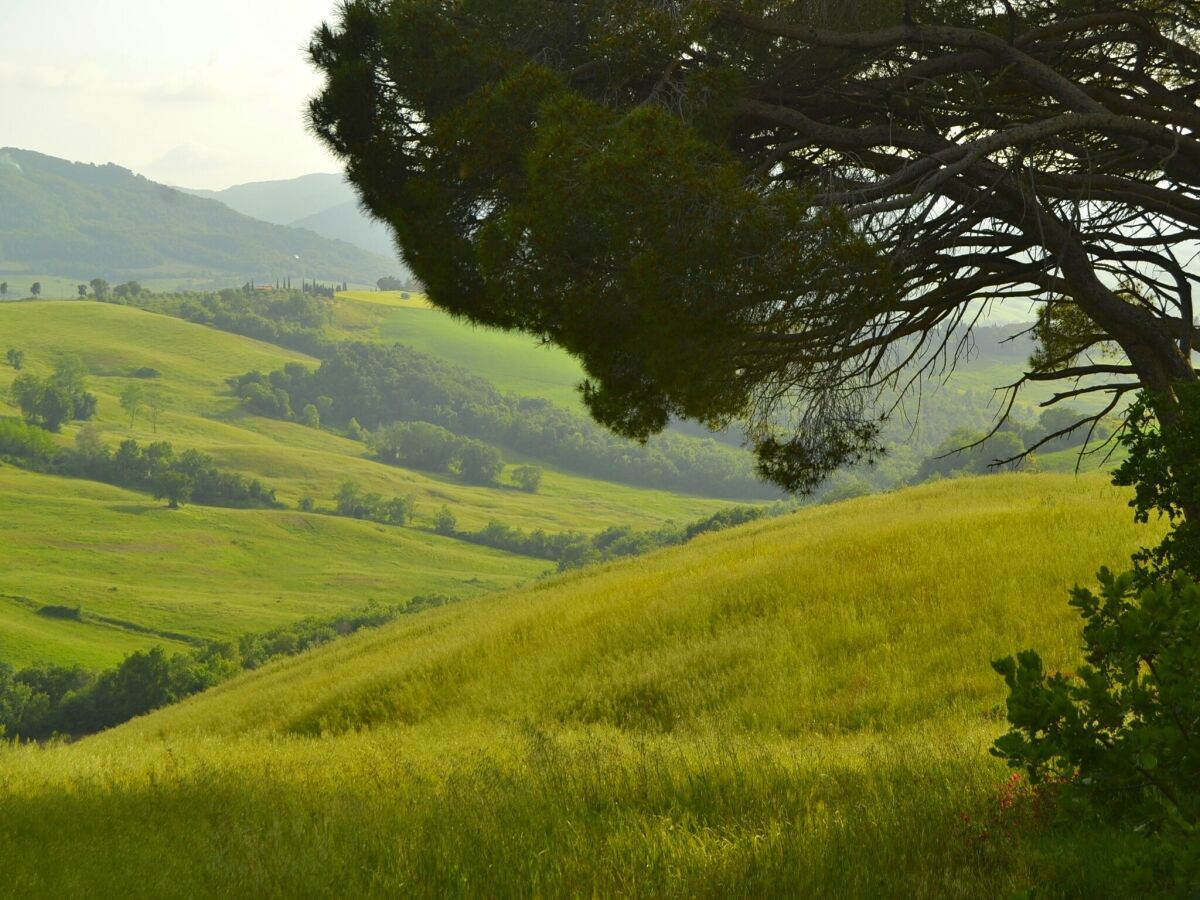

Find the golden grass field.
[{"left": 0, "top": 473, "right": 1162, "bottom": 898}]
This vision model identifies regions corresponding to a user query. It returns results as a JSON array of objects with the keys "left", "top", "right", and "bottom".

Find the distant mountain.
[
  {"left": 182, "top": 173, "right": 407, "bottom": 269},
  {"left": 0, "top": 149, "right": 395, "bottom": 283},
  {"left": 291, "top": 201, "right": 398, "bottom": 259},
  {"left": 185, "top": 173, "right": 352, "bottom": 226}
]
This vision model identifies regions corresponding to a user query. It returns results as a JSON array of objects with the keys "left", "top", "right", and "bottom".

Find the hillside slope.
[
  {"left": 0, "top": 150, "right": 393, "bottom": 283},
  {"left": 184, "top": 173, "right": 352, "bottom": 226},
  {"left": 0, "top": 301, "right": 742, "bottom": 665},
  {"left": 0, "top": 475, "right": 1159, "bottom": 897}
]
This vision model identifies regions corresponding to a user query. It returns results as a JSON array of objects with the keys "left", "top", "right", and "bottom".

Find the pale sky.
[{"left": 0, "top": 0, "right": 346, "bottom": 189}]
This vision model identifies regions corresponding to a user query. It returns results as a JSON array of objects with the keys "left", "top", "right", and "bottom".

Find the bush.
[
  {"left": 993, "top": 569, "right": 1200, "bottom": 834},
  {"left": 36, "top": 605, "right": 82, "bottom": 621},
  {"left": 0, "top": 417, "right": 57, "bottom": 462},
  {"left": 434, "top": 505, "right": 457, "bottom": 536},
  {"left": 511, "top": 465, "right": 543, "bottom": 493},
  {"left": 992, "top": 389, "right": 1200, "bottom": 890},
  {"left": 457, "top": 438, "right": 503, "bottom": 486}
]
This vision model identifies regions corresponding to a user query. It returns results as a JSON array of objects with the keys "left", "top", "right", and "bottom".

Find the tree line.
[
  {"left": 0, "top": 418, "right": 280, "bottom": 510},
  {"left": 442, "top": 503, "right": 779, "bottom": 572},
  {"left": 0, "top": 597, "right": 450, "bottom": 742},
  {"left": 231, "top": 342, "right": 777, "bottom": 500}
]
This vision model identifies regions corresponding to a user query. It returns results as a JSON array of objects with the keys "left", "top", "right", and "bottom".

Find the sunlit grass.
[{"left": 0, "top": 473, "right": 1159, "bottom": 896}]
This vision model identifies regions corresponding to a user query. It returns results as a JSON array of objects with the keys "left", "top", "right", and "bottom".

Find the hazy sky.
[{"left": 0, "top": 0, "right": 346, "bottom": 189}]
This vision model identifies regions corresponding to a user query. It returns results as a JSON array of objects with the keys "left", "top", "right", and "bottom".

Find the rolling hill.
[
  {"left": 0, "top": 150, "right": 395, "bottom": 284},
  {"left": 0, "top": 300, "right": 746, "bottom": 666},
  {"left": 0, "top": 474, "right": 1161, "bottom": 897}
]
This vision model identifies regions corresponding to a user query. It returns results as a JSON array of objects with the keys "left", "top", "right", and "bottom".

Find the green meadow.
[
  {"left": 0, "top": 300, "right": 743, "bottom": 666},
  {"left": 0, "top": 465, "right": 546, "bottom": 668},
  {"left": 0, "top": 474, "right": 1164, "bottom": 897}
]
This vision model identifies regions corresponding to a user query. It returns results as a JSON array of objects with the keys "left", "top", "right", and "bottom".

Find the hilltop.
[
  {"left": 0, "top": 474, "right": 1159, "bottom": 897},
  {"left": 0, "top": 149, "right": 394, "bottom": 285}
]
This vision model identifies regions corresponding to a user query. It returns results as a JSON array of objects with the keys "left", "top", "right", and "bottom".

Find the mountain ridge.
[{"left": 0, "top": 149, "right": 394, "bottom": 284}]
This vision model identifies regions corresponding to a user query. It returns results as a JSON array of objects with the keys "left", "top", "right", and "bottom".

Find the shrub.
[
  {"left": 992, "top": 389, "right": 1200, "bottom": 889},
  {"left": 511, "top": 464, "right": 543, "bottom": 493},
  {"left": 36, "top": 605, "right": 82, "bottom": 621},
  {"left": 992, "top": 569, "right": 1200, "bottom": 834}
]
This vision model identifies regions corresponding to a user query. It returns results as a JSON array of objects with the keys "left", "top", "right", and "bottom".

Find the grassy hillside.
[
  {"left": 0, "top": 474, "right": 1162, "bottom": 897},
  {"left": 0, "top": 466, "right": 546, "bottom": 669},
  {"left": 0, "top": 301, "right": 736, "bottom": 527},
  {"left": 0, "top": 301, "right": 744, "bottom": 666}
]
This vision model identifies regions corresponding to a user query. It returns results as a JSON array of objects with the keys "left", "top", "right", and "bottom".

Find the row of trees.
[
  {"left": 449, "top": 504, "right": 778, "bottom": 571},
  {"left": 0, "top": 417, "right": 279, "bottom": 510},
  {"left": 0, "top": 598, "right": 447, "bottom": 742},
  {"left": 333, "top": 481, "right": 416, "bottom": 525},
  {"left": 369, "top": 421, "right": 507, "bottom": 486},
  {"left": 913, "top": 407, "right": 1113, "bottom": 482},
  {"left": 79, "top": 278, "right": 143, "bottom": 301},
  {"left": 230, "top": 343, "right": 775, "bottom": 499}
]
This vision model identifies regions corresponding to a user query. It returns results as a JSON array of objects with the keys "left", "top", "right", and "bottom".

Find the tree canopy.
[{"left": 310, "top": 0, "right": 1200, "bottom": 492}]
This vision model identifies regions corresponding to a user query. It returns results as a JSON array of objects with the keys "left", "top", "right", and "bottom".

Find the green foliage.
[
  {"left": 10, "top": 373, "right": 75, "bottom": 431},
  {"left": 4, "top": 348, "right": 23, "bottom": 370},
  {"left": 993, "top": 389, "right": 1200, "bottom": 891},
  {"left": 511, "top": 464, "right": 542, "bottom": 493},
  {"left": 119, "top": 383, "right": 144, "bottom": 428},
  {"left": 371, "top": 421, "right": 460, "bottom": 473},
  {"left": 1113, "top": 387, "right": 1200, "bottom": 581},
  {"left": 88, "top": 278, "right": 111, "bottom": 301},
  {"left": 300, "top": 403, "right": 321, "bottom": 429},
  {"left": 111, "top": 281, "right": 142, "bottom": 300},
  {"left": 158, "top": 287, "right": 334, "bottom": 357},
  {"left": 456, "top": 438, "right": 503, "bottom": 486},
  {"left": 10, "top": 356, "right": 97, "bottom": 431},
  {"left": 434, "top": 504, "right": 457, "bottom": 536},
  {"left": 0, "top": 598, "right": 439, "bottom": 742},
  {"left": 335, "top": 480, "right": 414, "bottom": 525},
  {"left": 0, "top": 417, "right": 57, "bottom": 463},
  {"left": 0, "top": 419, "right": 280, "bottom": 511},
  {"left": 30, "top": 282, "right": 41, "bottom": 297},
  {"left": 993, "top": 570, "right": 1200, "bottom": 839},
  {"left": 233, "top": 343, "right": 775, "bottom": 499},
  {"left": 458, "top": 503, "right": 780, "bottom": 571},
  {"left": 308, "top": 0, "right": 900, "bottom": 491},
  {"left": 153, "top": 469, "right": 194, "bottom": 509},
  {"left": 916, "top": 428, "right": 1031, "bottom": 481}
]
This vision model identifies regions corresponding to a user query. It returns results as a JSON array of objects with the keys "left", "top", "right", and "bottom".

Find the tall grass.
[{"left": 0, "top": 474, "right": 1162, "bottom": 896}]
